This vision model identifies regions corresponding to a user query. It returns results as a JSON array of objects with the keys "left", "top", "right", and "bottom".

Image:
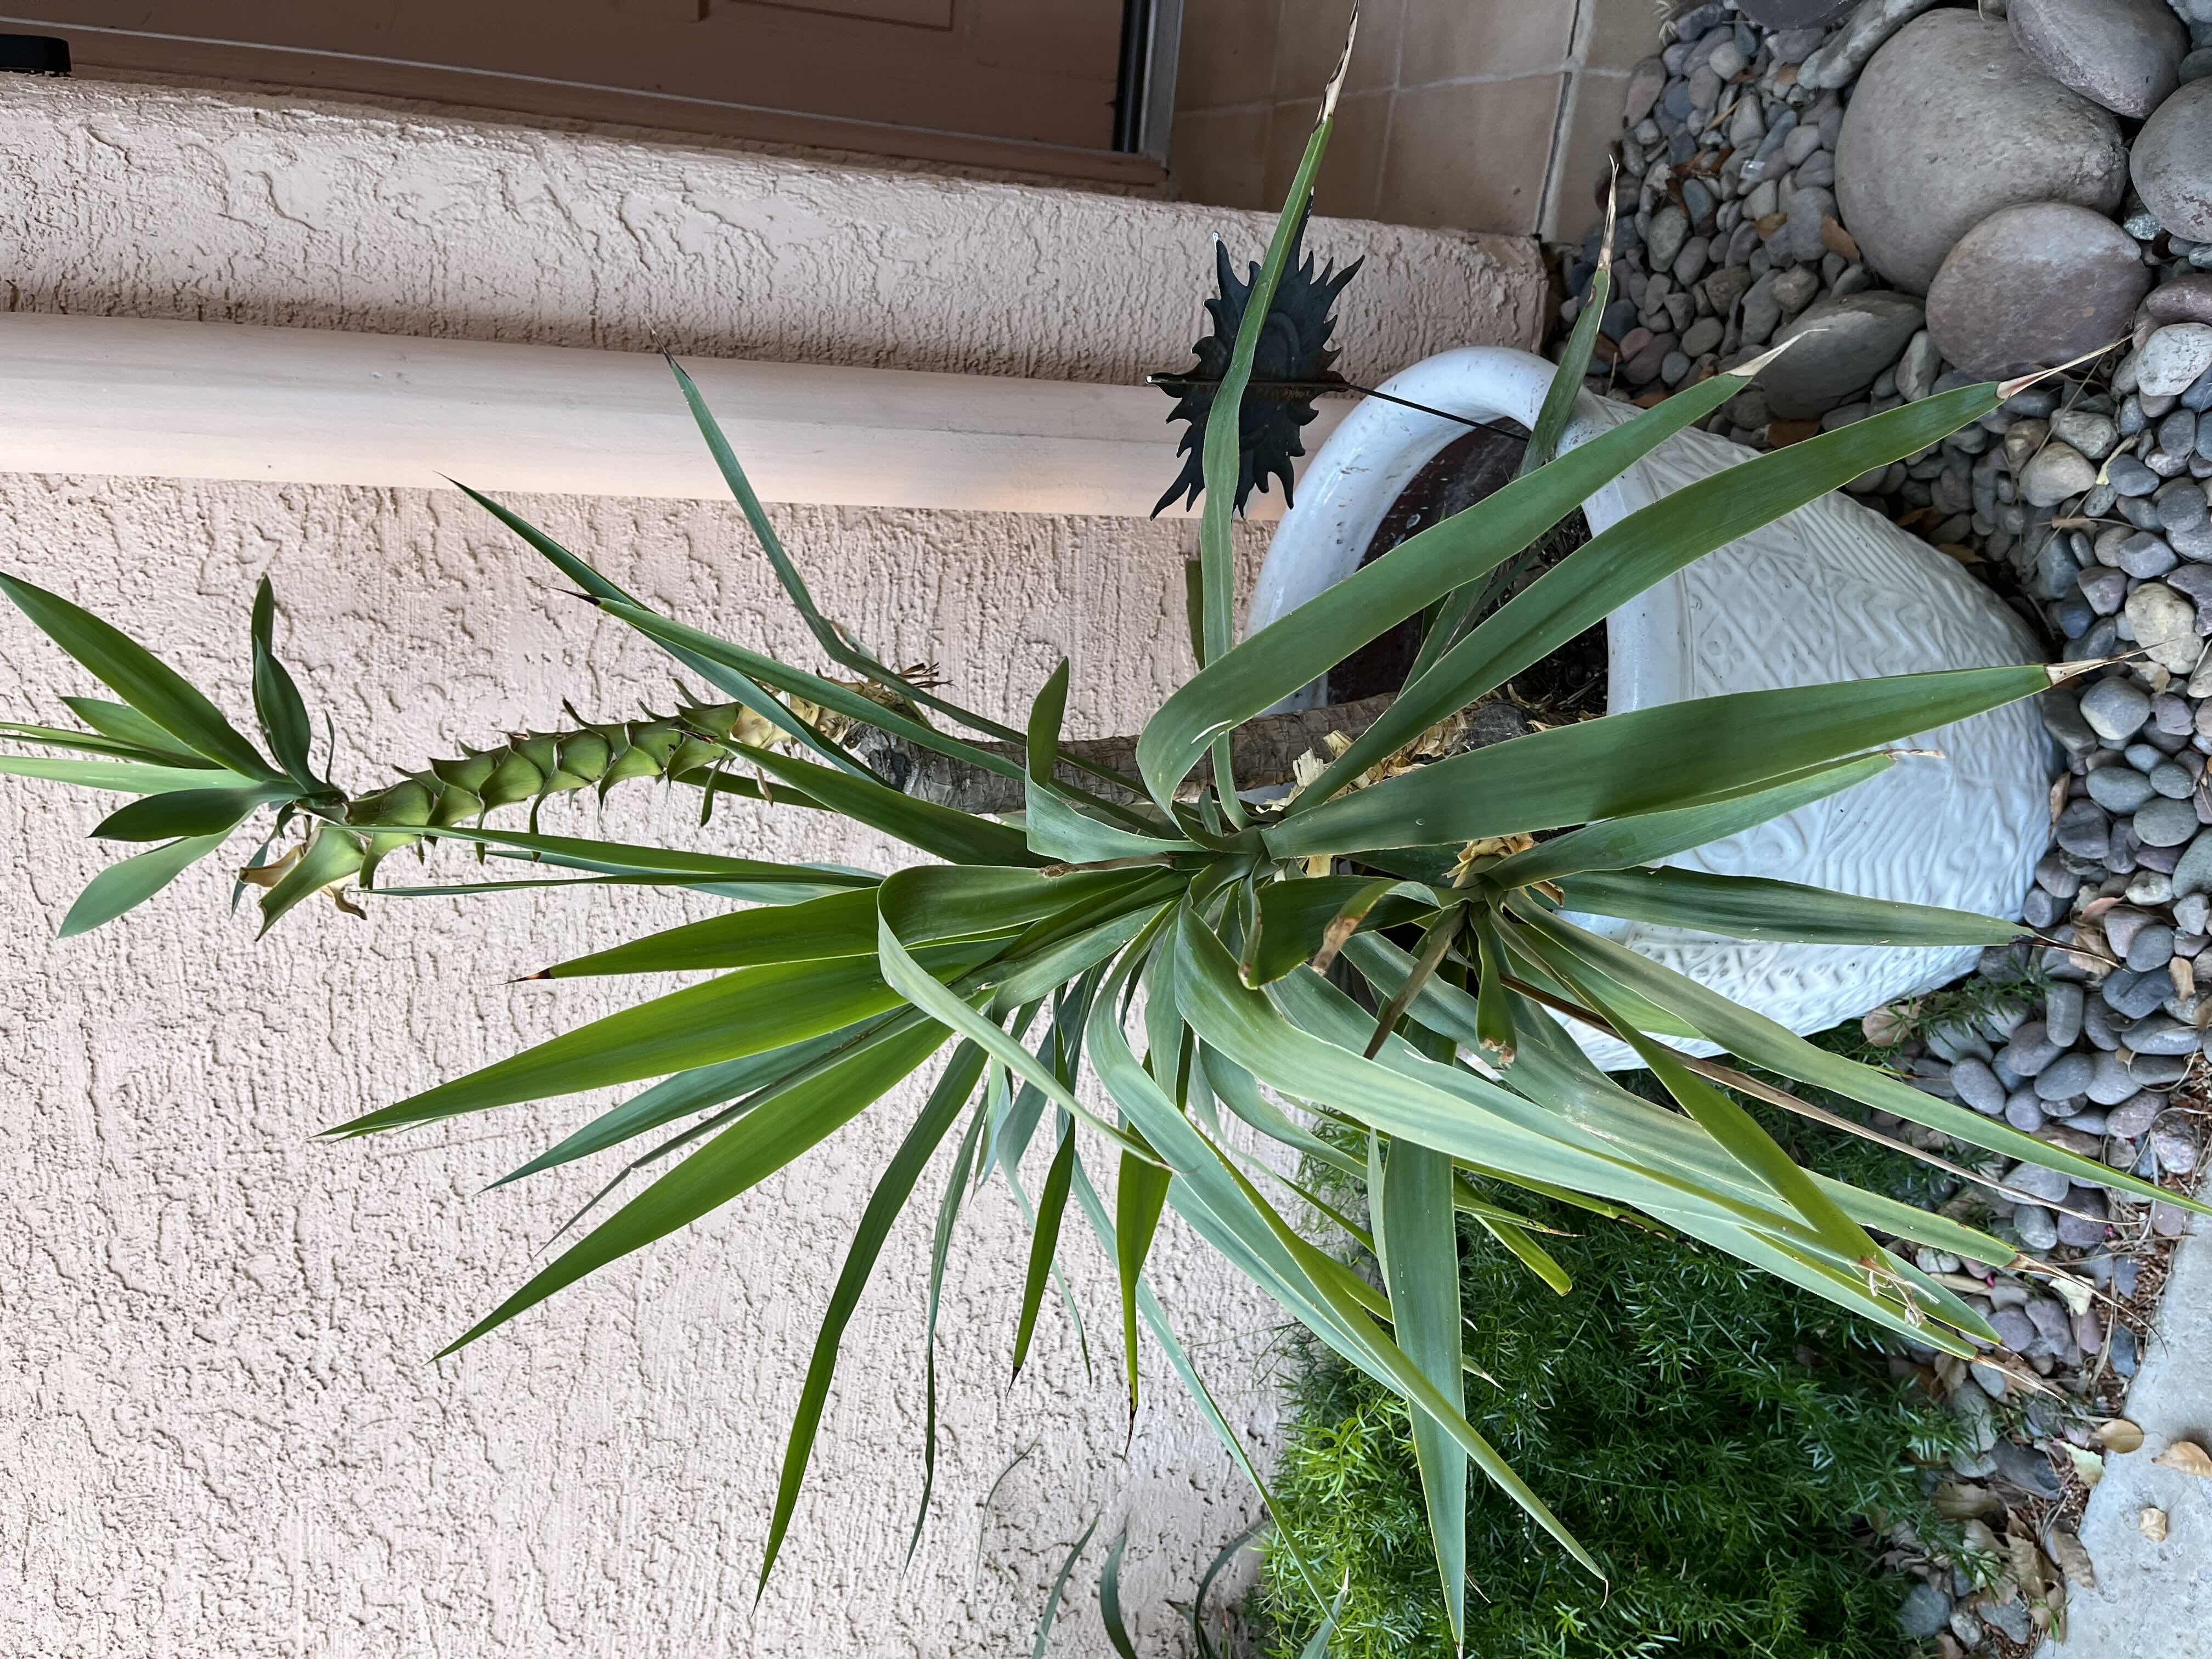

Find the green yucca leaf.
[
  {"left": 0, "top": 719, "right": 212, "bottom": 766},
  {"left": 368, "top": 873, "right": 856, "bottom": 902},
  {"left": 61, "top": 695, "right": 226, "bottom": 766},
  {"left": 1475, "top": 1210, "right": 1573, "bottom": 1295},
  {"left": 436, "top": 1009, "right": 955, "bottom": 1357},
  {"left": 59, "top": 832, "right": 232, "bottom": 938},
  {"left": 0, "top": 572, "right": 277, "bottom": 780},
  {"left": 1185, "top": 12, "right": 1360, "bottom": 820},
  {"left": 875, "top": 870, "right": 1163, "bottom": 1163},
  {"left": 1265, "top": 665, "right": 2052, "bottom": 859},
  {"left": 991, "top": 907, "right": 1160, "bottom": 1015},
  {"left": 1484, "top": 753, "right": 1895, "bottom": 888},
  {"left": 1407, "top": 212, "right": 1613, "bottom": 687},
  {"left": 488, "top": 1024, "right": 882, "bottom": 1190},
  {"left": 1032, "top": 1513, "right": 1104, "bottom": 1659},
  {"left": 0, "top": 754, "right": 256, "bottom": 795},
  {"left": 1114, "top": 1130, "right": 1172, "bottom": 1418},
  {"left": 1347, "top": 932, "right": 2011, "bottom": 1282},
  {"left": 1525, "top": 241, "right": 1611, "bottom": 479},
  {"left": 1199, "top": 1042, "right": 1370, "bottom": 1182},
  {"left": 910, "top": 1095, "right": 988, "bottom": 1558},
  {"left": 1468, "top": 904, "right": 1518, "bottom": 1064},
  {"left": 665, "top": 354, "right": 1026, "bottom": 749},
  {"left": 1514, "top": 918, "right": 1881, "bottom": 1268},
  {"left": 1494, "top": 930, "right": 1705, "bottom": 1039},
  {"left": 533, "top": 887, "right": 891, "bottom": 978},
  {"left": 743, "top": 742, "right": 1042, "bottom": 868},
  {"left": 1161, "top": 907, "right": 1599, "bottom": 1573},
  {"left": 1024, "top": 661, "right": 1200, "bottom": 862},
  {"left": 1301, "top": 381, "right": 2001, "bottom": 802},
  {"left": 1242, "top": 873, "right": 1438, "bottom": 986},
  {"left": 595, "top": 597, "right": 1022, "bottom": 784},
  {"left": 1008, "top": 1147, "right": 1098, "bottom": 1381},
  {"left": 1138, "top": 366, "right": 1759, "bottom": 813},
  {"left": 331, "top": 940, "right": 994, "bottom": 1137},
  {"left": 760, "top": 1038, "right": 989, "bottom": 1592},
  {"left": 1510, "top": 898, "right": 2212, "bottom": 1221},
  {"left": 1259, "top": 935, "right": 1974, "bottom": 1350},
  {"left": 986, "top": 1001, "right": 1063, "bottom": 1190},
  {"left": 1012, "top": 1110, "right": 1079, "bottom": 1376},
  {"left": 1370, "top": 1135, "right": 1468, "bottom": 1646},
  {"left": 1097, "top": 1525, "right": 1141, "bottom": 1659},
  {"left": 92, "top": 783, "right": 293, "bottom": 843},
  {"left": 449, "top": 480, "right": 867, "bottom": 779},
  {"left": 373, "top": 819, "right": 878, "bottom": 889},
  {"left": 249, "top": 578, "right": 320, "bottom": 789},
  {"left": 1510, "top": 1046, "right": 2010, "bottom": 1290},
  {"left": 1556, "top": 866, "right": 2027, "bottom": 946}
]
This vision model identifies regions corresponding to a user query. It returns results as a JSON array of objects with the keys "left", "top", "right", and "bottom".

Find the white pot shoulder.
[{"left": 1250, "top": 346, "right": 2056, "bottom": 1068}]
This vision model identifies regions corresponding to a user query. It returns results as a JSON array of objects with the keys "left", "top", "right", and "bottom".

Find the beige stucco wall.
[
  {"left": 0, "top": 77, "right": 1545, "bottom": 1658},
  {"left": 0, "top": 77, "right": 1544, "bottom": 380}
]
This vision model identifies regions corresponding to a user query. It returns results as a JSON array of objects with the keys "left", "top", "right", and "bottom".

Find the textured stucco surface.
[
  {"left": 0, "top": 77, "right": 1546, "bottom": 382},
  {"left": 0, "top": 479, "right": 1282, "bottom": 1658},
  {"left": 0, "top": 76, "right": 1545, "bottom": 1656}
]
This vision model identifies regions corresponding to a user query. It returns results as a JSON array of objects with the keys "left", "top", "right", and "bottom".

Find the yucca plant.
[{"left": 0, "top": 15, "right": 2196, "bottom": 1641}]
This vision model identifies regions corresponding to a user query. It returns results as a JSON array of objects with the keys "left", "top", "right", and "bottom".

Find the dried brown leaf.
[
  {"left": 2140, "top": 1506, "right": 2169, "bottom": 1542},
  {"left": 2096, "top": 1418, "right": 2145, "bottom": 1454},
  {"left": 2048, "top": 1531, "right": 2096, "bottom": 1590},
  {"left": 1863, "top": 1000, "right": 1917, "bottom": 1047},
  {"left": 2005, "top": 1533, "right": 2046, "bottom": 1600},
  {"left": 2153, "top": 1440, "right": 2212, "bottom": 1478}
]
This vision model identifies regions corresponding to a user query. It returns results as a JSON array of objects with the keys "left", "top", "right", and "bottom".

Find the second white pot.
[{"left": 1250, "top": 347, "right": 2055, "bottom": 1067}]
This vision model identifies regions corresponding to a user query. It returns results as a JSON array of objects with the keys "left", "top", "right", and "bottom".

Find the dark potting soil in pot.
[{"left": 1326, "top": 425, "right": 1607, "bottom": 722}]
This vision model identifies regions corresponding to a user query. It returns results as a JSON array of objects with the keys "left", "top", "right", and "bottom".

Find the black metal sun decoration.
[{"left": 1149, "top": 208, "right": 1363, "bottom": 518}]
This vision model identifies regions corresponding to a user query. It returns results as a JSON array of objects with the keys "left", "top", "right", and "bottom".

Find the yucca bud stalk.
[
  {"left": 233, "top": 685, "right": 1531, "bottom": 913},
  {"left": 340, "top": 692, "right": 805, "bottom": 871}
]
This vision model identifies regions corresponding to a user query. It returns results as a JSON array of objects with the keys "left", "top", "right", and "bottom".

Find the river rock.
[
  {"left": 2012, "top": 0, "right": 2185, "bottom": 116},
  {"left": 2146, "top": 273, "right": 2212, "bottom": 326},
  {"left": 2089, "top": 765, "right": 2159, "bottom": 812},
  {"left": 1926, "top": 203, "right": 2152, "bottom": 377},
  {"left": 2153, "top": 1122, "right": 2200, "bottom": 1172},
  {"left": 1836, "top": 12, "right": 2129, "bottom": 291},
  {"left": 2140, "top": 323, "right": 2212, "bottom": 396},
  {"left": 2127, "top": 579, "right": 2202, "bottom": 670},
  {"left": 1760, "top": 292, "right": 1927, "bottom": 417},
  {"left": 2136, "top": 81, "right": 2212, "bottom": 241},
  {"left": 1898, "top": 1581, "right": 1952, "bottom": 1639},
  {"left": 2081, "top": 675, "right": 2153, "bottom": 739},
  {"left": 2022, "top": 442, "right": 2102, "bottom": 506},
  {"left": 2052, "top": 408, "right": 2121, "bottom": 458}
]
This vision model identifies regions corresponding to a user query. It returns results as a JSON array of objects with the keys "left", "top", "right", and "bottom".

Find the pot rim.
[{"left": 1245, "top": 346, "right": 1688, "bottom": 717}]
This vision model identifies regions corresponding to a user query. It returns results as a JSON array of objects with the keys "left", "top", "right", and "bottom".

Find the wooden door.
[{"left": 3, "top": 0, "right": 1173, "bottom": 182}]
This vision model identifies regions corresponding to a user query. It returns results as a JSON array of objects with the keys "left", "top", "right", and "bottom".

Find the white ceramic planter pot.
[{"left": 1250, "top": 347, "right": 2055, "bottom": 1067}]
